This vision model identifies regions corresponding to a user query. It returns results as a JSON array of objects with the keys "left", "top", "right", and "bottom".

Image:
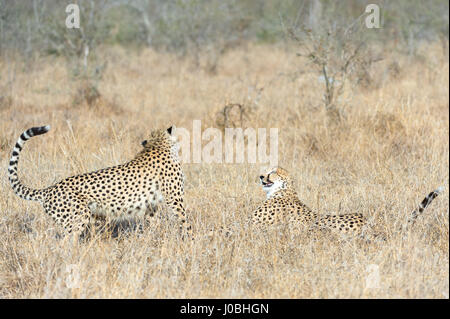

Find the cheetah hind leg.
[
  {"left": 61, "top": 198, "right": 107, "bottom": 241},
  {"left": 357, "top": 224, "right": 387, "bottom": 243},
  {"left": 42, "top": 196, "right": 93, "bottom": 242},
  {"left": 61, "top": 204, "right": 95, "bottom": 243}
]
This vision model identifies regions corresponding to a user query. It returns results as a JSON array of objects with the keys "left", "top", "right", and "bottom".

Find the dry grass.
[{"left": 0, "top": 43, "right": 448, "bottom": 298}]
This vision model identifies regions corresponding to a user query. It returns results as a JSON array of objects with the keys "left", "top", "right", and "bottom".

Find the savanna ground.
[{"left": 0, "top": 43, "right": 448, "bottom": 298}]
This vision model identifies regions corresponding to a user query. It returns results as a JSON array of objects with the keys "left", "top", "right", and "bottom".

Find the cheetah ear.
[
  {"left": 167, "top": 125, "right": 176, "bottom": 136},
  {"left": 141, "top": 140, "right": 148, "bottom": 147}
]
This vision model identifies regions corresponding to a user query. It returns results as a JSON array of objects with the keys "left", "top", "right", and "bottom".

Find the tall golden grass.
[{"left": 0, "top": 43, "right": 448, "bottom": 298}]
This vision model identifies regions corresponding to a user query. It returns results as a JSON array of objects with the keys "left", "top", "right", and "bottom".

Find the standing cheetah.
[
  {"left": 8, "top": 125, "right": 192, "bottom": 238},
  {"left": 254, "top": 167, "right": 443, "bottom": 236}
]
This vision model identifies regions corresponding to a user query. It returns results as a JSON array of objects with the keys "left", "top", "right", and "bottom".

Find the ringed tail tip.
[{"left": 31, "top": 125, "right": 50, "bottom": 136}]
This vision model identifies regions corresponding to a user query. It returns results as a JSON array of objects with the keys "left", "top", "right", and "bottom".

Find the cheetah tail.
[
  {"left": 407, "top": 186, "right": 444, "bottom": 226},
  {"left": 8, "top": 125, "right": 50, "bottom": 202}
]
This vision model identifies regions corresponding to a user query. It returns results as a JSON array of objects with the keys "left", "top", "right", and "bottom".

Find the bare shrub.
[
  {"left": 286, "top": 2, "right": 384, "bottom": 120},
  {"left": 215, "top": 102, "right": 258, "bottom": 131},
  {"left": 124, "top": 0, "right": 250, "bottom": 74},
  {"left": 372, "top": 111, "right": 406, "bottom": 139},
  {"left": 72, "top": 80, "right": 101, "bottom": 107},
  {"left": 33, "top": 0, "right": 112, "bottom": 107}
]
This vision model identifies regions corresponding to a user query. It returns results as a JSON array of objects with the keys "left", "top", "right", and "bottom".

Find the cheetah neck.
[
  {"left": 267, "top": 187, "right": 298, "bottom": 199},
  {"left": 135, "top": 143, "right": 180, "bottom": 163},
  {"left": 170, "top": 142, "right": 181, "bottom": 163},
  {"left": 268, "top": 188, "right": 315, "bottom": 215}
]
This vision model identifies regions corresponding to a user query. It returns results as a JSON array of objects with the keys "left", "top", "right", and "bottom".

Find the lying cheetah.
[
  {"left": 254, "top": 167, "right": 443, "bottom": 236},
  {"left": 8, "top": 125, "right": 192, "bottom": 238}
]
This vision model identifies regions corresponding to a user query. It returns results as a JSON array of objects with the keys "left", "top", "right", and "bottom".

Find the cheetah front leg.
[{"left": 161, "top": 190, "right": 193, "bottom": 239}]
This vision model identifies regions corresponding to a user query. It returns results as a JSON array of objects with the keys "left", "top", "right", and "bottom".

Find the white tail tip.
[{"left": 436, "top": 186, "right": 444, "bottom": 194}]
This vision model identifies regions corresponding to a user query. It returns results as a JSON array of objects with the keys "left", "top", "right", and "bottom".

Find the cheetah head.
[
  {"left": 141, "top": 126, "right": 180, "bottom": 155},
  {"left": 259, "top": 167, "right": 292, "bottom": 198}
]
